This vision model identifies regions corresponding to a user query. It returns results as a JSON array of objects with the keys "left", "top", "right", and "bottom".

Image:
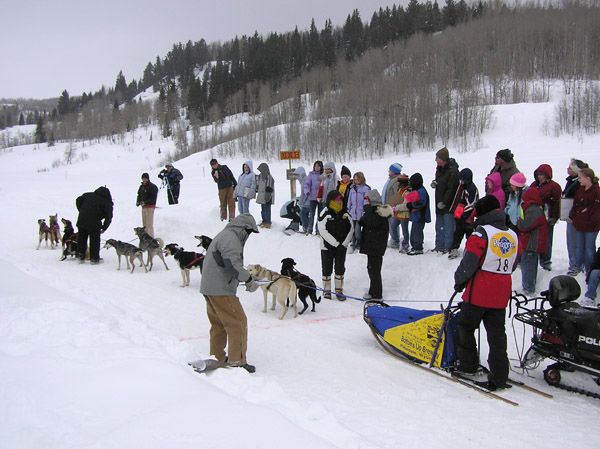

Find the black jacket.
[
  {"left": 211, "top": 164, "right": 237, "bottom": 190},
  {"left": 136, "top": 181, "right": 158, "bottom": 206},
  {"left": 76, "top": 186, "right": 113, "bottom": 231},
  {"left": 359, "top": 204, "right": 392, "bottom": 256},
  {"left": 434, "top": 158, "right": 460, "bottom": 214}
]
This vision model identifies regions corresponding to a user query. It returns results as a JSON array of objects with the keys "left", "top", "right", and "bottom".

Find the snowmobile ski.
[{"left": 369, "top": 328, "right": 519, "bottom": 406}]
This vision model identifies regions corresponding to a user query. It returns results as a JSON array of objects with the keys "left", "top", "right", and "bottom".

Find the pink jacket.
[{"left": 485, "top": 172, "right": 506, "bottom": 210}]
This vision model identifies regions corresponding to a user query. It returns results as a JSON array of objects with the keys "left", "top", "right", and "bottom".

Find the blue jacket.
[
  {"left": 234, "top": 160, "right": 256, "bottom": 199},
  {"left": 347, "top": 183, "right": 371, "bottom": 221}
]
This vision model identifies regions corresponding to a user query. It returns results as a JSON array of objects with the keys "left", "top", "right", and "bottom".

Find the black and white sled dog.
[
  {"left": 164, "top": 243, "right": 205, "bottom": 287},
  {"left": 194, "top": 234, "right": 213, "bottom": 251},
  {"left": 246, "top": 264, "right": 298, "bottom": 320},
  {"left": 133, "top": 226, "right": 169, "bottom": 271},
  {"left": 103, "top": 239, "right": 147, "bottom": 273},
  {"left": 280, "top": 257, "right": 321, "bottom": 314},
  {"left": 60, "top": 218, "right": 82, "bottom": 261}
]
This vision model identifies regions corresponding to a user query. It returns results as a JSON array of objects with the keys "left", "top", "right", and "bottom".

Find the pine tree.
[
  {"left": 321, "top": 19, "right": 336, "bottom": 67},
  {"left": 114, "top": 70, "right": 128, "bottom": 103},
  {"left": 18, "top": 112, "right": 25, "bottom": 126},
  {"left": 307, "top": 19, "right": 323, "bottom": 68},
  {"left": 57, "top": 90, "right": 70, "bottom": 116},
  {"left": 34, "top": 116, "right": 46, "bottom": 143}
]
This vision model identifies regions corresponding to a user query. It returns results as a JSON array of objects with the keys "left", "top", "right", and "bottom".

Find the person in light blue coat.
[
  {"left": 303, "top": 161, "right": 324, "bottom": 234},
  {"left": 346, "top": 171, "right": 371, "bottom": 252},
  {"left": 234, "top": 160, "right": 256, "bottom": 215},
  {"left": 294, "top": 166, "right": 310, "bottom": 232}
]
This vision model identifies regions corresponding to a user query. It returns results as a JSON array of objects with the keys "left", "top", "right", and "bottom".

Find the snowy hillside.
[{"left": 1, "top": 97, "right": 600, "bottom": 449}]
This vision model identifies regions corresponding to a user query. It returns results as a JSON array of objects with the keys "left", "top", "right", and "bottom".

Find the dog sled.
[
  {"left": 363, "top": 300, "right": 458, "bottom": 368},
  {"left": 363, "top": 296, "right": 551, "bottom": 405}
]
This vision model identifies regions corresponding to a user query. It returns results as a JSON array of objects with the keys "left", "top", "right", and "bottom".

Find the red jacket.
[
  {"left": 518, "top": 188, "right": 548, "bottom": 254},
  {"left": 454, "top": 210, "right": 518, "bottom": 309},
  {"left": 571, "top": 183, "right": 600, "bottom": 232},
  {"left": 530, "top": 164, "right": 562, "bottom": 221}
]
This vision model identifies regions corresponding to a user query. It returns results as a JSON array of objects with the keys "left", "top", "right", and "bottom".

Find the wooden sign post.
[{"left": 279, "top": 149, "right": 301, "bottom": 199}]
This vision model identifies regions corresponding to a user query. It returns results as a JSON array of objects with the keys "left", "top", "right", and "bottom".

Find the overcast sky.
[{"left": 1, "top": 0, "right": 410, "bottom": 99}]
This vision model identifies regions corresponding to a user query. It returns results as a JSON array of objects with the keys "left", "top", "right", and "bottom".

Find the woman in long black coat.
[{"left": 359, "top": 189, "right": 393, "bottom": 300}]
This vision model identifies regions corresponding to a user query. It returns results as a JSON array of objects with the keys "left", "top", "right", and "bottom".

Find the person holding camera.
[
  {"left": 136, "top": 172, "right": 158, "bottom": 237},
  {"left": 158, "top": 163, "right": 183, "bottom": 205}
]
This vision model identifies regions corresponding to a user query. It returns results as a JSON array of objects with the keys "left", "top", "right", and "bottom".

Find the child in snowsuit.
[
  {"left": 317, "top": 190, "right": 354, "bottom": 300},
  {"left": 504, "top": 172, "right": 527, "bottom": 233},
  {"left": 359, "top": 190, "right": 392, "bottom": 300}
]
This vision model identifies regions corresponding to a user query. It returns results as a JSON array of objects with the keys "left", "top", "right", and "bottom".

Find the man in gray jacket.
[{"left": 199, "top": 214, "right": 260, "bottom": 372}]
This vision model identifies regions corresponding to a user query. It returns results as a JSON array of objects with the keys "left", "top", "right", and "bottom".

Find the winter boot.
[
  {"left": 334, "top": 275, "right": 346, "bottom": 301},
  {"left": 322, "top": 276, "right": 332, "bottom": 299}
]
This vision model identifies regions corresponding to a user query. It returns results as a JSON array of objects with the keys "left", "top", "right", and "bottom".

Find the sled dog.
[
  {"left": 247, "top": 264, "right": 298, "bottom": 319},
  {"left": 48, "top": 213, "right": 61, "bottom": 247},
  {"left": 280, "top": 257, "right": 321, "bottom": 314},
  {"left": 194, "top": 234, "right": 213, "bottom": 251},
  {"left": 36, "top": 219, "right": 52, "bottom": 249},
  {"left": 133, "top": 226, "right": 168, "bottom": 271},
  {"left": 60, "top": 218, "right": 87, "bottom": 261},
  {"left": 164, "top": 243, "right": 205, "bottom": 287},
  {"left": 104, "top": 239, "right": 147, "bottom": 273}
]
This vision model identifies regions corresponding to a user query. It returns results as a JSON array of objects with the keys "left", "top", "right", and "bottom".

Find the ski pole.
[{"left": 429, "top": 291, "right": 459, "bottom": 368}]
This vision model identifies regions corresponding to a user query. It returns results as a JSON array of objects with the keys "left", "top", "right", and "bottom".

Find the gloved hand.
[
  {"left": 245, "top": 277, "right": 260, "bottom": 292},
  {"left": 136, "top": 201, "right": 141, "bottom": 207},
  {"left": 437, "top": 202, "right": 446, "bottom": 210},
  {"left": 454, "top": 282, "right": 466, "bottom": 292},
  {"left": 430, "top": 180, "right": 437, "bottom": 189},
  {"left": 548, "top": 218, "right": 557, "bottom": 226}
]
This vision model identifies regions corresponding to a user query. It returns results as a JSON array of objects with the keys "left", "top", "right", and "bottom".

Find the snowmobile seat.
[{"left": 541, "top": 275, "right": 581, "bottom": 308}]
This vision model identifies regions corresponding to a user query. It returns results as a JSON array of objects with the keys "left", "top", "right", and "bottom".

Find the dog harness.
[{"left": 178, "top": 247, "right": 205, "bottom": 269}]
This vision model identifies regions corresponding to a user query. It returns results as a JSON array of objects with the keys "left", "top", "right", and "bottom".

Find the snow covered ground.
[{"left": 1, "top": 98, "right": 600, "bottom": 449}]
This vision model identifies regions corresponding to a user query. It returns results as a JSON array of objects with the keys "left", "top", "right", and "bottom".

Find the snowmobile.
[{"left": 513, "top": 275, "right": 600, "bottom": 398}]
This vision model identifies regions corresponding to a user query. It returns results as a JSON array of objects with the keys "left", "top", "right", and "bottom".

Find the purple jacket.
[
  {"left": 304, "top": 170, "right": 322, "bottom": 201},
  {"left": 347, "top": 183, "right": 371, "bottom": 221}
]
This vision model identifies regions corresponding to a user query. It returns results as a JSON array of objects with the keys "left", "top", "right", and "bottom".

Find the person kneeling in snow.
[{"left": 453, "top": 195, "right": 519, "bottom": 391}]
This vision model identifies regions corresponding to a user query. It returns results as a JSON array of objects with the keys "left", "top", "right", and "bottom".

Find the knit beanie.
[
  {"left": 366, "top": 189, "right": 382, "bottom": 206},
  {"left": 389, "top": 163, "right": 403, "bottom": 175},
  {"left": 435, "top": 147, "right": 450, "bottom": 162},
  {"left": 340, "top": 165, "right": 351, "bottom": 177},
  {"left": 509, "top": 172, "right": 527, "bottom": 188},
  {"left": 409, "top": 172, "right": 424, "bottom": 189},
  {"left": 475, "top": 195, "right": 500, "bottom": 217},
  {"left": 209, "top": 158, "right": 218, "bottom": 166},
  {"left": 496, "top": 149, "right": 513, "bottom": 163},
  {"left": 141, "top": 172, "right": 149, "bottom": 180}
]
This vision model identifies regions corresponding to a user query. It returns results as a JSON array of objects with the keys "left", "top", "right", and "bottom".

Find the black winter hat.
[
  {"left": 475, "top": 195, "right": 500, "bottom": 217},
  {"left": 459, "top": 168, "right": 473, "bottom": 184},
  {"left": 340, "top": 165, "right": 351, "bottom": 177},
  {"left": 496, "top": 149, "right": 513, "bottom": 163},
  {"left": 209, "top": 158, "right": 218, "bottom": 166},
  {"left": 141, "top": 172, "right": 149, "bottom": 180}
]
